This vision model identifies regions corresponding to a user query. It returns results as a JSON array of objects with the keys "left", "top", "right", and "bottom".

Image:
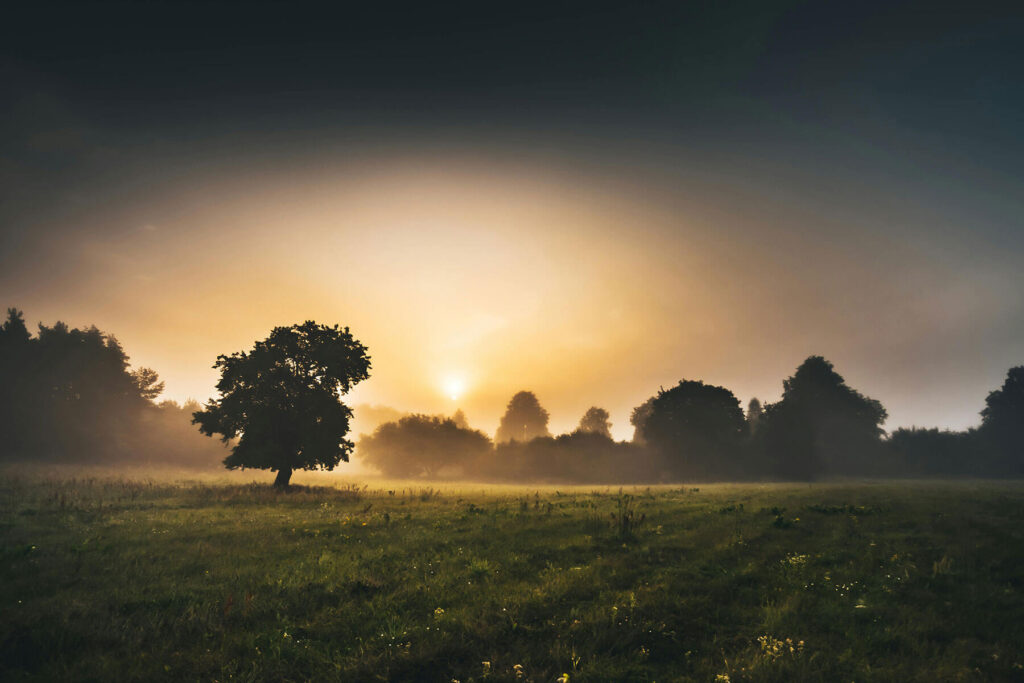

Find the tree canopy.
[
  {"left": 494, "top": 391, "right": 551, "bottom": 444},
  {"left": 0, "top": 307, "right": 239, "bottom": 468},
  {"left": 359, "top": 414, "right": 491, "bottom": 478},
  {"left": 10, "top": 305, "right": 1024, "bottom": 483},
  {"left": 980, "top": 366, "right": 1024, "bottom": 474},
  {"left": 629, "top": 397, "right": 655, "bottom": 445},
  {"left": 193, "top": 321, "right": 370, "bottom": 487},
  {"left": 577, "top": 406, "right": 612, "bottom": 438},
  {"left": 451, "top": 409, "right": 470, "bottom": 430},
  {"left": 643, "top": 380, "right": 748, "bottom": 479},
  {"left": 758, "top": 356, "right": 887, "bottom": 479}
]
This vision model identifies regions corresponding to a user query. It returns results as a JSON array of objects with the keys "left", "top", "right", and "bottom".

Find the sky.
[{"left": 2, "top": 1, "right": 1023, "bottom": 440}]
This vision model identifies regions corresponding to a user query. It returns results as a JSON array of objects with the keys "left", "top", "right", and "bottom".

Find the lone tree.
[
  {"left": 193, "top": 321, "right": 370, "bottom": 487},
  {"left": 577, "top": 406, "right": 612, "bottom": 438},
  {"left": 495, "top": 390, "right": 551, "bottom": 443}
]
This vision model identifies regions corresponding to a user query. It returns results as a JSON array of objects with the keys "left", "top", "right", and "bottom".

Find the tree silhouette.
[
  {"left": 489, "top": 431, "right": 640, "bottom": 483},
  {"left": 980, "top": 366, "right": 1024, "bottom": 474},
  {"left": 131, "top": 367, "right": 165, "bottom": 401},
  {"left": 644, "top": 380, "right": 748, "bottom": 479},
  {"left": 758, "top": 356, "right": 886, "bottom": 479},
  {"left": 359, "top": 414, "right": 491, "bottom": 478},
  {"left": 577, "top": 406, "right": 612, "bottom": 438},
  {"left": 193, "top": 321, "right": 370, "bottom": 487},
  {"left": 746, "top": 397, "right": 764, "bottom": 433},
  {"left": 1, "top": 308, "right": 166, "bottom": 462},
  {"left": 887, "top": 427, "right": 978, "bottom": 477},
  {"left": 0, "top": 309, "right": 33, "bottom": 457},
  {"left": 451, "top": 409, "right": 470, "bottom": 430},
  {"left": 0, "top": 308, "right": 29, "bottom": 344},
  {"left": 630, "top": 397, "right": 655, "bottom": 444},
  {"left": 494, "top": 391, "right": 551, "bottom": 444}
]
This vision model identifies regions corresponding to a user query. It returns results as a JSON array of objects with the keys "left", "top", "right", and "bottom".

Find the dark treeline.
[
  {"left": 2, "top": 306, "right": 1022, "bottom": 481},
  {"left": 0, "top": 308, "right": 225, "bottom": 467},
  {"left": 359, "top": 358, "right": 1024, "bottom": 482}
]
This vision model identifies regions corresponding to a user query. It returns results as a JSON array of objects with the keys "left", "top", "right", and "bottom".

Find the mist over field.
[
  {"left": 3, "top": 1, "right": 1024, "bottom": 680},
  {"left": 2, "top": 309, "right": 1021, "bottom": 484},
  {"left": 4, "top": 470, "right": 1024, "bottom": 681}
]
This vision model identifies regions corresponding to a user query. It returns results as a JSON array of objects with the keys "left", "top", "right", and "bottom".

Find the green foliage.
[
  {"left": 4, "top": 471, "right": 1023, "bottom": 681},
  {"left": 193, "top": 321, "right": 370, "bottom": 484},
  {"left": 610, "top": 491, "right": 641, "bottom": 539}
]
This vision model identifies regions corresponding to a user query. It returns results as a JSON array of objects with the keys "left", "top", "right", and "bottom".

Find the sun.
[{"left": 442, "top": 376, "right": 466, "bottom": 401}]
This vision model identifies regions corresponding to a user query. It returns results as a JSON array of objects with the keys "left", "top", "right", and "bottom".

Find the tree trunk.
[{"left": 273, "top": 468, "right": 292, "bottom": 489}]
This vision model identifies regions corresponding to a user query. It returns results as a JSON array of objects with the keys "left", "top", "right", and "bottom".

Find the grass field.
[{"left": 2, "top": 469, "right": 1024, "bottom": 682}]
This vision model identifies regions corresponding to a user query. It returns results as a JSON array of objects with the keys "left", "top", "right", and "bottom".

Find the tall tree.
[
  {"left": 0, "top": 309, "right": 33, "bottom": 456},
  {"left": 644, "top": 380, "right": 748, "bottom": 479},
  {"left": 0, "top": 308, "right": 30, "bottom": 344},
  {"left": 746, "top": 398, "right": 764, "bottom": 433},
  {"left": 193, "top": 321, "right": 370, "bottom": 487},
  {"left": 577, "top": 406, "right": 612, "bottom": 438},
  {"left": 758, "top": 356, "right": 887, "bottom": 479},
  {"left": 494, "top": 391, "right": 551, "bottom": 444}
]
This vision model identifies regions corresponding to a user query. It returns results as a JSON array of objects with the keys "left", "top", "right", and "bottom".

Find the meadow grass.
[{"left": 2, "top": 467, "right": 1023, "bottom": 681}]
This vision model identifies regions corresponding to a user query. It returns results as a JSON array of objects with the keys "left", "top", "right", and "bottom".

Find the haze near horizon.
[{"left": 3, "top": 1, "right": 1022, "bottom": 440}]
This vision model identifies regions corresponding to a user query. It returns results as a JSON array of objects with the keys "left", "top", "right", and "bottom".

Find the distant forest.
[
  {"left": 1, "top": 307, "right": 1021, "bottom": 481},
  {"left": 0, "top": 309, "right": 226, "bottom": 467}
]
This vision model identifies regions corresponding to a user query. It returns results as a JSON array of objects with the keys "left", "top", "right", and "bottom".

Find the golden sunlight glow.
[
  {"left": 8, "top": 154, "right": 938, "bottom": 439},
  {"left": 443, "top": 375, "right": 467, "bottom": 402}
]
